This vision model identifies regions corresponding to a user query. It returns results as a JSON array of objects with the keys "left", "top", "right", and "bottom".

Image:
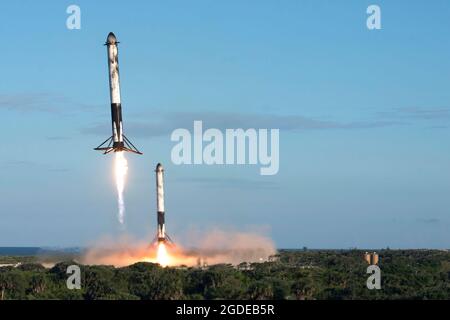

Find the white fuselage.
[
  {"left": 107, "top": 40, "right": 123, "bottom": 144},
  {"left": 156, "top": 165, "right": 165, "bottom": 239}
]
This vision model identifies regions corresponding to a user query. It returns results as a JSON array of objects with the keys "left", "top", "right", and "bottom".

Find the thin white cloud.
[
  {"left": 82, "top": 111, "right": 399, "bottom": 138},
  {"left": 0, "top": 92, "right": 102, "bottom": 115}
]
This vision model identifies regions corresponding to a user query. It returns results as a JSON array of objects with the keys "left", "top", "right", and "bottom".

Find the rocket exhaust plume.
[
  {"left": 156, "top": 242, "right": 170, "bottom": 267},
  {"left": 114, "top": 151, "right": 128, "bottom": 224}
]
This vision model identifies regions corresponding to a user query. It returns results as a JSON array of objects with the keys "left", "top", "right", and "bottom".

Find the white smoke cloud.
[{"left": 81, "top": 227, "right": 276, "bottom": 267}]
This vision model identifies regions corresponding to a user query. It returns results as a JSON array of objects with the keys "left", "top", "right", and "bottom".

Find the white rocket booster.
[
  {"left": 94, "top": 32, "right": 142, "bottom": 155},
  {"left": 107, "top": 32, "right": 122, "bottom": 145},
  {"left": 156, "top": 163, "right": 166, "bottom": 242}
]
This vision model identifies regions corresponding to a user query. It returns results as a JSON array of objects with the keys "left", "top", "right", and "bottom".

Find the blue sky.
[{"left": 1, "top": 1, "right": 450, "bottom": 248}]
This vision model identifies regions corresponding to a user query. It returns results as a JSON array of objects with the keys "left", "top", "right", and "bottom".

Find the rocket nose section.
[
  {"left": 106, "top": 32, "right": 117, "bottom": 44},
  {"left": 156, "top": 163, "right": 164, "bottom": 171}
]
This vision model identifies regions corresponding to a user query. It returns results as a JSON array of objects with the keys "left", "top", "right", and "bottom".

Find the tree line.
[{"left": 0, "top": 249, "right": 448, "bottom": 300}]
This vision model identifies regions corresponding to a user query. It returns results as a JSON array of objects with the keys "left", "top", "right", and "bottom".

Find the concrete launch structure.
[
  {"left": 95, "top": 32, "right": 142, "bottom": 155},
  {"left": 155, "top": 163, "right": 172, "bottom": 244}
]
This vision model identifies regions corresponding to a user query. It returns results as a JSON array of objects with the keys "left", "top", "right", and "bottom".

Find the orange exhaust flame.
[{"left": 156, "top": 242, "right": 170, "bottom": 267}]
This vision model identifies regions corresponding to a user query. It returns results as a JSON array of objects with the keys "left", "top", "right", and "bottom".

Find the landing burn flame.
[
  {"left": 156, "top": 242, "right": 171, "bottom": 267},
  {"left": 114, "top": 151, "right": 128, "bottom": 224}
]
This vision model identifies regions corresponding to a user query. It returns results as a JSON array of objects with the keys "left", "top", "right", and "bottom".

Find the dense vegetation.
[{"left": 0, "top": 249, "right": 449, "bottom": 300}]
